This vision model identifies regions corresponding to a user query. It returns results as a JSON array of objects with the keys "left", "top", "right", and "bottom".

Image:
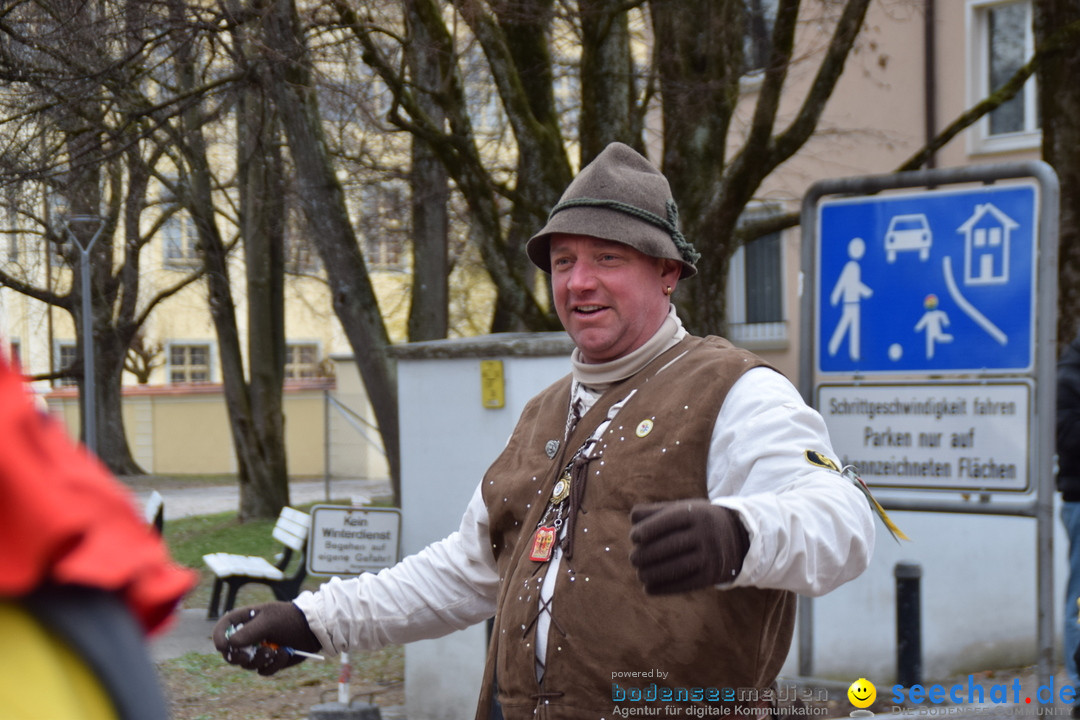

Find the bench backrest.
[
  {"left": 272, "top": 507, "right": 311, "bottom": 552},
  {"left": 144, "top": 490, "right": 164, "bottom": 533}
]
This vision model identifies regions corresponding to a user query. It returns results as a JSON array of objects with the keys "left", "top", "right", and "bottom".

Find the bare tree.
[
  {"left": 9, "top": 0, "right": 1073, "bottom": 514},
  {"left": 0, "top": 0, "right": 205, "bottom": 473},
  {"left": 653, "top": 0, "right": 872, "bottom": 334},
  {"left": 258, "top": 0, "right": 403, "bottom": 503},
  {"left": 124, "top": 331, "right": 164, "bottom": 384},
  {"left": 1033, "top": 2, "right": 1080, "bottom": 352},
  {"left": 0, "top": 0, "right": 299, "bottom": 516},
  {"left": 405, "top": 0, "right": 451, "bottom": 342},
  {"left": 334, "top": 0, "right": 877, "bottom": 339},
  {"left": 151, "top": 0, "right": 296, "bottom": 519}
]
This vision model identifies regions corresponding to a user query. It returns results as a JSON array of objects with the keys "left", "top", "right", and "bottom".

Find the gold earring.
[{"left": 664, "top": 286, "right": 673, "bottom": 296}]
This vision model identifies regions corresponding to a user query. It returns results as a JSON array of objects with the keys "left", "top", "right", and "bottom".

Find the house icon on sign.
[{"left": 957, "top": 203, "right": 1017, "bottom": 286}]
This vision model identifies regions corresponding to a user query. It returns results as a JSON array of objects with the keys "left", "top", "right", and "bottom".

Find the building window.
[
  {"left": 726, "top": 229, "right": 786, "bottom": 348},
  {"left": 4, "top": 197, "right": 18, "bottom": 262},
  {"left": 968, "top": 0, "right": 1039, "bottom": 153},
  {"left": 162, "top": 213, "right": 201, "bottom": 268},
  {"left": 8, "top": 340, "right": 20, "bottom": 367},
  {"left": 285, "top": 225, "right": 320, "bottom": 274},
  {"left": 285, "top": 343, "right": 320, "bottom": 379},
  {"left": 169, "top": 343, "right": 211, "bottom": 384},
  {"left": 359, "top": 184, "right": 408, "bottom": 270},
  {"left": 55, "top": 342, "right": 79, "bottom": 387},
  {"left": 744, "top": 0, "right": 779, "bottom": 74},
  {"left": 363, "top": 231, "right": 404, "bottom": 269}
]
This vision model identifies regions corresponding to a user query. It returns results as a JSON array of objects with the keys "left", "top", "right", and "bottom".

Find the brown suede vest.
[{"left": 475, "top": 336, "right": 796, "bottom": 719}]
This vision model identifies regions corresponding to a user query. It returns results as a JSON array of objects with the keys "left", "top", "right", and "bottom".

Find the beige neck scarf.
[{"left": 570, "top": 305, "right": 685, "bottom": 392}]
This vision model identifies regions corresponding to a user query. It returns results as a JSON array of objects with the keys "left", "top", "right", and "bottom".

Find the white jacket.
[{"left": 295, "top": 366, "right": 876, "bottom": 656}]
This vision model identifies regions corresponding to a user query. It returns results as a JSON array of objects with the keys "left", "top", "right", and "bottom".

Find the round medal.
[
  {"left": 551, "top": 474, "right": 571, "bottom": 503},
  {"left": 635, "top": 419, "right": 654, "bottom": 437}
]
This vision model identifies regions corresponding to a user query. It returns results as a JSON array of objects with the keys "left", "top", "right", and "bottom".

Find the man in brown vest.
[{"left": 213, "top": 142, "right": 876, "bottom": 719}]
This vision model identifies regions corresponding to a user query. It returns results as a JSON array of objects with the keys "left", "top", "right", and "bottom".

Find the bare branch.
[
  {"left": 762, "top": 0, "right": 872, "bottom": 172},
  {"left": 899, "top": 17, "right": 1080, "bottom": 172}
]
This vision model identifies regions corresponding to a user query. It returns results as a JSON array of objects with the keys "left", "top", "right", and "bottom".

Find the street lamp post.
[{"left": 64, "top": 216, "right": 106, "bottom": 456}]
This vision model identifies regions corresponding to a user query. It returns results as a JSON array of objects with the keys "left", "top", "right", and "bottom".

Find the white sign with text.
[
  {"left": 307, "top": 505, "right": 402, "bottom": 576},
  {"left": 817, "top": 382, "right": 1030, "bottom": 493}
]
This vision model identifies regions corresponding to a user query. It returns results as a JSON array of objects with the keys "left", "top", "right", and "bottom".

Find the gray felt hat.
[{"left": 526, "top": 142, "right": 699, "bottom": 279}]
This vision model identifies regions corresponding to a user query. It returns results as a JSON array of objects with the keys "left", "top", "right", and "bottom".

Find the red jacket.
[{"left": 0, "top": 357, "right": 195, "bottom": 634}]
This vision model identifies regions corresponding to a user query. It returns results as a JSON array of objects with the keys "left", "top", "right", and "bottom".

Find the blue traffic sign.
[{"left": 816, "top": 183, "right": 1038, "bottom": 375}]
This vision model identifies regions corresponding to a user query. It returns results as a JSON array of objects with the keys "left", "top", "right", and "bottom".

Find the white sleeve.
[
  {"left": 707, "top": 367, "right": 876, "bottom": 597},
  {"left": 293, "top": 482, "right": 500, "bottom": 655}
]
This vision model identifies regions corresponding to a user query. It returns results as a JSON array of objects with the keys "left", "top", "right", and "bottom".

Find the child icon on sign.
[
  {"left": 828, "top": 237, "right": 874, "bottom": 361},
  {"left": 914, "top": 294, "right": 953, "bottom": 359}
]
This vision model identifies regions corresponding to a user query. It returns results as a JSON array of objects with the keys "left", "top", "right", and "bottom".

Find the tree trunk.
[
  {"left": 262, "top": 0, "right": 402, "bottom": 504},
  {"left": 650, "top": 0, "right": 746, "bottom": 336},
  {"left": 655, "top": 0, "right": 871, "bottom": 337},
  {"left": 186, "top": 143, "right": 287, "bottom": 520},
  {"left": 238, "top": 4, "right": 291, "bottom": 518},
  {"left": 405, "top": 0, "right": 450, "bottom": 342},
  {"left": 481, "top": 0, "right": 571, "bottom": 332},
  {"left": 1033, "top": 1, "right": 1080, "bottom": 352},
  {"left": 64, "top": 119, "right": 145, "bottom": 473},
  {"left": 172, "top": 0, "right": 289, "bottom": 520},
  {"left": 578, "top": 0, "right": 639, "bottom": 162},
  {"left": 92, "top": 330, "right": 145, "bottom": 474}
]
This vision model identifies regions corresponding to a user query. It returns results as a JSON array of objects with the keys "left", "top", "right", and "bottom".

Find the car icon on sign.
[{"left": 884, "top": 213, "right": 932, "bottom": 262}]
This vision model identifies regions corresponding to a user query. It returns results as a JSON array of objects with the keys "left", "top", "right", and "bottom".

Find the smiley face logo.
[{"left": 848, "top": 678, "right": 876, "bottom": 709}]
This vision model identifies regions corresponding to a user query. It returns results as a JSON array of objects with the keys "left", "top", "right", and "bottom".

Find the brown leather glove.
[
  {"left": 212, "top": 601, "right": 321, "bottom": 676},
  {"left": 629, "top": 500, "right": 750, "bottom": 595}
]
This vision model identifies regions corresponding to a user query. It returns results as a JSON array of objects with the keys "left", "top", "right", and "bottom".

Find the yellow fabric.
[{"left": 0, "top": 601, "right": 118, "bottom": 720}]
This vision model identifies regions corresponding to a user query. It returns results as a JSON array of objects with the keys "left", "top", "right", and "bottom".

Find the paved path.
[{"left": 134, "top": 477, "right": 393, "bottom": 521}]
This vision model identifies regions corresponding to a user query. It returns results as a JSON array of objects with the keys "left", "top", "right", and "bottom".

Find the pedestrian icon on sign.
[
  {"left": 828, "top": 237, "right": 873, "bottom": 361},
  {"left": 914, "top": 294, "right": 953, "bottom": 359}
]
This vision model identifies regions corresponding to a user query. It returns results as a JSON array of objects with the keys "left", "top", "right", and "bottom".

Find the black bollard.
[{"left": 895, "top": 561, "right": 923, "bottom": 688}]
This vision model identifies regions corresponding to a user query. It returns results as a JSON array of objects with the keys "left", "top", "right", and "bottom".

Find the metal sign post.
[
  {"left": 798, "top": 162, "right": 1059, "bottom": 685},
  {"left": 305, "top": 504, "right": 400, "bottom": 715},
  {"left": 64, "top": 216, "right": 106, "bottom": 456}
]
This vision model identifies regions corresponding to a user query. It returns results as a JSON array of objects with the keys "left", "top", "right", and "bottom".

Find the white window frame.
[
  {"left": 743, "top": 0, "right": 779, "bottom": 77},
  {"left": 284, "top": 342, "right": 322, "bottom": 379},
  {"left": 167, "top": 342, "right": 213, "bottom": 384},
  {"left": 4, "top": 202, "right": 16, "bottom": 263},
  {"left": 284, "top": 222, "right": 320, "bottom": 274},
  {"left": 966, "top": 0, "right": 1040, "bottom": 155},
  {"left": 726, "top": 214, "right": 787, "bottom": 350},
  {"left": 54, "top": 341, "right": 79, "bottom": 387},
  {"left": 162, "top": 212, "right": 201, "bottom": 269},
  {"left": 359, "top": 183, "right": 408, "bottom": 271}
]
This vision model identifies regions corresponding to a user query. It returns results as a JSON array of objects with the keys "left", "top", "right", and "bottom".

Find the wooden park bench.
[
  {"left": 143, "top": 490, "right": 164, "bottom": 534},
  {"left": 202, "top": 506, "right": 311, "bottom": 619}
]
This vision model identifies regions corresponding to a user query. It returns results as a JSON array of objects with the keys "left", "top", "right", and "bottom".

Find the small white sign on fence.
[{"left": 307, "top": 504, "right": 402, "bottom": 577}]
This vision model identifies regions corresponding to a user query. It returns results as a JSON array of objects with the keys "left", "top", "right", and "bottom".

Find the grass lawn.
[
  {"left": 157, "top": 501, "right": 404, "bottom": 719},
  {"left": 165, "top": 504, "right": 330, "bottom": 610},
  {"left": 160, "top": 646, "right": 404, "bottom": 720}
]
